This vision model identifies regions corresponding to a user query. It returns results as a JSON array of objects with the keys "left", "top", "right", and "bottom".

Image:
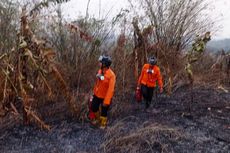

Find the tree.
[
  {"left": 128, "top": 0, "right": 214, "bottom": 94},
  {"left": 0, "top": 0, "right": 19, "bottom": 53}
]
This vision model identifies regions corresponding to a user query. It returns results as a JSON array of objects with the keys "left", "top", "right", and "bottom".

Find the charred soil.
[{"left": 0, "top": 86, "right": 229, "bottom": 153}]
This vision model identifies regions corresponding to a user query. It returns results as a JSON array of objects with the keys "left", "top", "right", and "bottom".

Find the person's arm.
[
  {"left": 103, "top": 74, "right": 116, "bottom": 105},
  {"left": 137, "top": 65, "right": 145, "bottom": 87},
  {"left": 156, "top": 67, "right": 163, "bottom": 93}
]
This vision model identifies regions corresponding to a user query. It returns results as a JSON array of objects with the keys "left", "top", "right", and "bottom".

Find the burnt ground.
[{"left": 0, "top": 86, "right": 230, "bottom": 153}]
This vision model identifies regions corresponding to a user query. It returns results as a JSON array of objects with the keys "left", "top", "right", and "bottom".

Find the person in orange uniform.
[
  {"left": 137, "top": 56, "right": 163, "bottom": 112},
  {"left": 90, "top": 55, "right": 116, "bottom": 129}
]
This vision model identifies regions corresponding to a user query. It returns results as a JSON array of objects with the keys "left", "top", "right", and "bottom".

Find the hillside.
[
  {"left": 207, "top": 39, "right": 230, "bottom": 52},
  {"left": 0, "top": 1, "right": 230, "bottom": 153}
]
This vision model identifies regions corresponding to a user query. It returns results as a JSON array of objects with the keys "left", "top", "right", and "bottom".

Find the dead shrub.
[{"left": 101, "top": 116, "right": 184, "bottom": 153}]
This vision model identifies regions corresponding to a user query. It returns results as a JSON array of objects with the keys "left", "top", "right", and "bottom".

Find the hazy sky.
[{"left": 62, "top": 0, "right": 230, "bottom": 40}]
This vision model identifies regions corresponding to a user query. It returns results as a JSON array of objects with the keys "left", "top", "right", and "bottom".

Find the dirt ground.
[{"left": 0, "top": 86, "right": 229, "bottom": 153}]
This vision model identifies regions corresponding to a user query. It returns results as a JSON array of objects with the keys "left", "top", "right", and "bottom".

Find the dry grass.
[
  {"left": 101, "top": 116, "right": 183, "bottom": 153},
  {"left": 0, "top": 3, "right": 228, "bottom": 133},
  {"left": 0, "top": 8, "right": 81, "bottom": 130}
]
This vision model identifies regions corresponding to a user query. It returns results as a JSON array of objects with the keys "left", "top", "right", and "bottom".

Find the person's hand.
[
  {"left": 102, "top": 103, "right": 109, "bottom": 107},
  {"left": 159, "top": 87, "right": 163, "bottom": 93}
]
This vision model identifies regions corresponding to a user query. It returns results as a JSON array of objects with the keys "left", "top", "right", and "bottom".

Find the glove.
[
  {"left": 96, "top": 74, "right": 104, "bottom": 80},
  {"left": 147, "top": 69, "right": 154, "bottom": 74},
  {"left": 159, "top": 87, "right": 163, "bottom": 93},
  {"left": 102, "top": 103, "right": 109, "bottom": 107}
]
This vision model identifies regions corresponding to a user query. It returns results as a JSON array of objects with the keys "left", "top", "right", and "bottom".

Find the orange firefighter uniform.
[
  {"left": 90, "top": 66, "right": 116, "bottom": 129},
  {"left": 94, "top": 68, "right": 116, "bottom": 105},
  {"left": 137, "top": 63, "right": 163, "bottom": 110},
  {"left": 138, "top": 64, "right": 163, "bottom": 88}
]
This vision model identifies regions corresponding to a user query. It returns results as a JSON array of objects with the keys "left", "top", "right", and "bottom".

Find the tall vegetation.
[
  {"left": 128, "top": 0, "right": 214, "bottom": 94},
  {"left": 0, "top": 0, "right": 228, "bottom": 129}
]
